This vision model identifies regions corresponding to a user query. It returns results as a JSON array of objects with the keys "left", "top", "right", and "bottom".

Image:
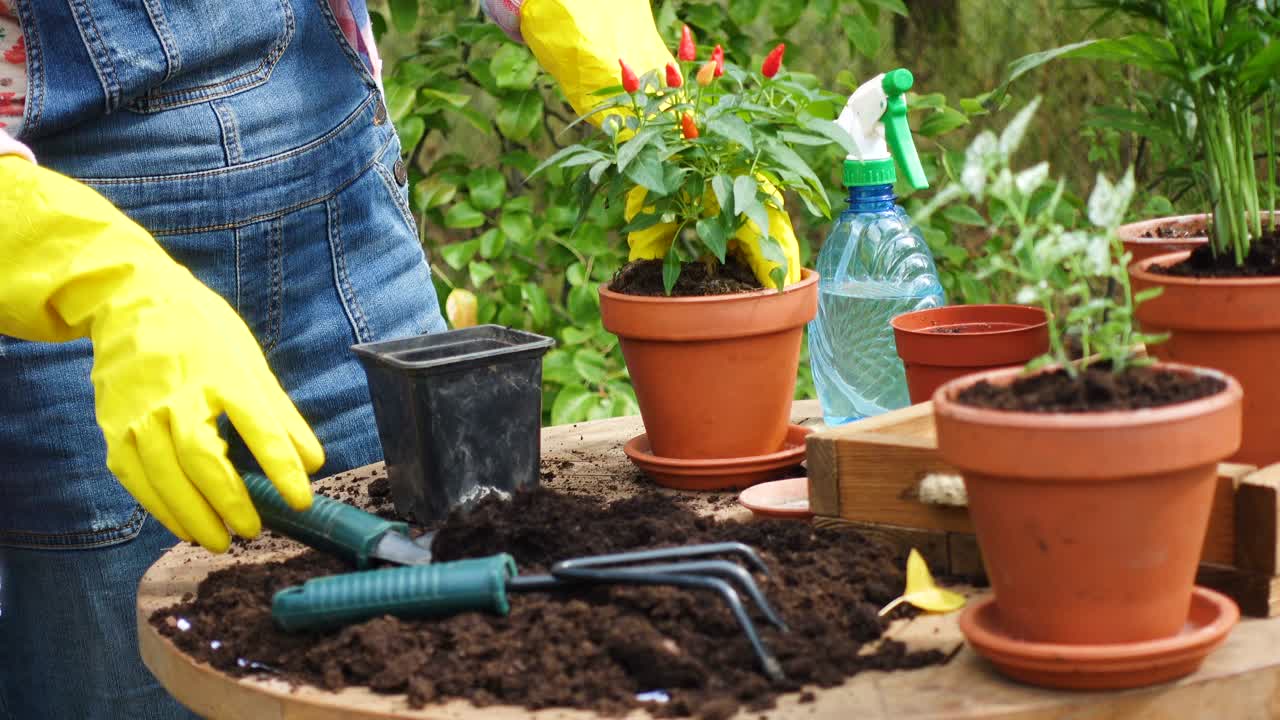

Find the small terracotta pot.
[
  {"left": 933, "top": 363, "right": 1242, "bottom": 645},
  {"left": 599, "top": 269, "right": 818, "bottom": 461},
  {"left": 1117, "top": 214, "right": 1210, "bottom": 263},
  {"left": 1131, "top": 252, "right": 1280, "bottom": 466},
  {"left": 891, "top": 305, "right": 1049, "bottom": 405}
]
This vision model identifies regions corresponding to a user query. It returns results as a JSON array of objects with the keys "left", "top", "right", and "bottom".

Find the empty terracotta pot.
[
  {"left": 599, "top": 269, "right": 818, "bottom": 461},
  {"left": 933, "top": 363, "right": 1242, "bottom": 645},
  {"left": 1117, "top": 214, "right": 1209, "bottom": 263},
  {"left": 1131, "top": 251, "right": 1280, "bottom": 466},
  {"left": 891, "top": 304, "right": 1049, "bottom": 405}
]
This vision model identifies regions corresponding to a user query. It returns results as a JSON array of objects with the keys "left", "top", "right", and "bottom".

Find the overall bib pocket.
[{"left": 127, "top": 0, "right": 295, "bottom": 112}]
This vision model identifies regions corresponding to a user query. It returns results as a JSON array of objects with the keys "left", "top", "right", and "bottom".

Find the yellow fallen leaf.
[
  {"left": 878, "top": 548, "right": 966, "bottom": 617},
  {"left": 445, "top": 289, "right": 478, "bottom": 329}
]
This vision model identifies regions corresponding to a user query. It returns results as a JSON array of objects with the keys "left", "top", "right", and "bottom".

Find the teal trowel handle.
[
  {"left": 243, "top": 471, "right": 408, "bottom": 569},
  {"left": 271, "top": 554, "right": 518, "bottom": 631}
]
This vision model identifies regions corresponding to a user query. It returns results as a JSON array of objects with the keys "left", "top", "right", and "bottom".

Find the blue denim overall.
[{"left": 0, "top": 1, "right": 446, "bottom": 717}]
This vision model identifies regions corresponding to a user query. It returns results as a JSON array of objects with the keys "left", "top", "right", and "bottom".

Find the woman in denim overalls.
[{"left": 0, "top": 1, "right": 445, "bottom": 717}]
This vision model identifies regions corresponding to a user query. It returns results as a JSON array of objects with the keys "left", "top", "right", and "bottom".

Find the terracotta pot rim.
[
  {"left": 1124, "top": 236, "right": 1210, "bottom": 245},
  {"left": 960, "top": 588, "right": 1238, "bottom": 663},
  {"left": 1118, "top": 213, "right": 1210, "bottom": 242},
  {"left": 1119, "top": 212, "right": 1277, "bottom": 242},
  {"left": 599, "top": 267, "right": 817, "bottom": 305},
  {"left": 1129, "top": 251, "right": 1280, "bottom": 288},
  {"left": 890, "top": 304, "right": 1048, "bottom": 337},
  {"left": 932, "top": 361, "right": 1242, "bottom": 432}
]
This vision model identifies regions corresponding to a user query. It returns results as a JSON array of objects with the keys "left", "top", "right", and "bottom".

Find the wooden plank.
[
  {"left": 1196, "top": 564, "right": 1280, "bottom": 618},
  {"left": 1235, "top": 463, "right": 1280, "bottom": 574},
  {"left": 806, "top": 405, "right": 935, "bottom": 522},
  {"left": 948, "top": 532, "right": 985, "bottom": 579},
  {"left": 813, "top": 516, "right": 949, "bottom": 571},
  {"left": 805, "top": 428, "right": 842, "bottom": 517},
  {"left": 139, "top": 405, "right": 1280, "bottom": 720},
  {"left": 835, "top": 434, "right": 969, "bottom": 532},
  {"left": 1203, "top": 466, "right": 1249, "bottom": 568},
  {"left": 807, "top": 403, "right": 1252, "bottom": 568},
  {"left": 811, "top": 516, "right": 1280, "bottom": 619}
]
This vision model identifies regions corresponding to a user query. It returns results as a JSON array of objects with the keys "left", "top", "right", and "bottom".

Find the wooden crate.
[{"left": 806, "top": 402, "right": 1280, "bottom": 617}]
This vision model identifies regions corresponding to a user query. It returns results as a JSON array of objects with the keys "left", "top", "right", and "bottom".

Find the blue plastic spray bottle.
[{"left": 809, "top": 69, "right": 945, "bottom": 425}]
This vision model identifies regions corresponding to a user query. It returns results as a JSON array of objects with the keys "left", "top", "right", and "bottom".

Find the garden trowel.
[{"left": 242, "top": 471, "right": 435, "bottom": 569}]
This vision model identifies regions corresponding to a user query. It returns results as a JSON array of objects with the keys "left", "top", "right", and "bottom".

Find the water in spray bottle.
[{"left": 809, "top": 69, "right": 945, "bottom": 425}]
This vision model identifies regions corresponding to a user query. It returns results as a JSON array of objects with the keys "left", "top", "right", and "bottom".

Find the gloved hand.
[
  {"left": 0, "top": 156, "right": 324, "bottom": 552},
  {"left": 482, "top": 0, "right": 802, "bottom": 288},
  {"left": 624, "top": 185, "right": 803, "bottom": 288}
]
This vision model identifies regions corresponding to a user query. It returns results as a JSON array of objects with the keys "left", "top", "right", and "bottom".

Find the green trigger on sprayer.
[{"left": 835, "top": 68, "right": 928, "bottom": 191}]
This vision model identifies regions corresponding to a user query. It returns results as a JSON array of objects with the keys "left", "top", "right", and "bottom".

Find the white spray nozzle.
[{"left": 836, "top": 73, "right": 890, "bottom": 162}]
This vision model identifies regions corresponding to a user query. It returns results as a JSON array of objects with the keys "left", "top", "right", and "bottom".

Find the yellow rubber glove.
[
  {"left": 515, "top": 0, "right": 803, "bottom": 288},
  {"left": 0, "top": 156, "right": 324, "bottom": 552},
  {"left": 519, "top": 0, "right": 675, "bottom": 120}
]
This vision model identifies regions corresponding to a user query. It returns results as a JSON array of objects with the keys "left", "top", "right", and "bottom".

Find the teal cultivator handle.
[
  {"left": 271, "top": 554, "right": 518, "bottom": 631},
  {"left": 243, "top": 471, "right": 408, "bottom": 569}
]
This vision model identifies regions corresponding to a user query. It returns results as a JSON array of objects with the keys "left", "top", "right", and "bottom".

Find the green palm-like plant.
[{"left": 999, "top": 0, "right": 1279, "bottom": 265}]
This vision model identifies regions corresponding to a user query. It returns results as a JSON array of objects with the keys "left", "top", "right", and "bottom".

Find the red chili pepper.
[
  {"left": 761, "top": 43, "right": 786, "bottom": 79},
  {"left": 711, "top": 45, "right": 725, "bottom": 77},
  {"left": 665, "top": 63, "right": 683, "bottom": 88},
  {"left": 696, "top": 61, "right": 716, "bottom": 87},
  {"left": 678, "top": 25, "right": 696, "bottom": 61},
  {"left": 681, "top": 113, "right": 699, "bottom": 139},
  {"left": 619, "top": 59, "right": 641, "bottom": 93}
]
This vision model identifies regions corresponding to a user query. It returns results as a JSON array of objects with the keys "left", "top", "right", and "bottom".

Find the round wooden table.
[{"left": 138, "top": 400, "right": 1280, "bottom": 719}]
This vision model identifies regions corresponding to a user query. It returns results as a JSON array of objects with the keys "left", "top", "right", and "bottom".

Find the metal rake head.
[{"left": 511, "top": 542, "right": 789, "bottom": 683}]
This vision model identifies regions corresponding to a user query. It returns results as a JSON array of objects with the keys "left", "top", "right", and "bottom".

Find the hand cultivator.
[{"left": 245, "top": 473, "right": 790, "bottom": 683}]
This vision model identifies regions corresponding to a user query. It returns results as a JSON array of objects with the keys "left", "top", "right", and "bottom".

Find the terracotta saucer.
[
  {"left": 959, "top": 586, "right": 1239, "bottom": 690},
  {"left": 738, "top": 477, "right": 813, "bottom": 520},
  {"left": 623, "top": 424, "right": 810, "bottom": 491}
]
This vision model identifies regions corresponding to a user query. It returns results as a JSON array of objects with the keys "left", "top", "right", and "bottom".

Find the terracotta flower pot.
[
  {"left": 933, "top": 363, "right": 1242, "bottom": 645},
  {"left": 1131, "top": 252, "right": 1280, "bottom": 466},
  {"left": 599, "top": 269, "right": 818, "bottom": 461},
  {"left": 1117, "top": 214, "right": 1209, "bottom": 263},
  {"left": 891, "top": 304, "right": 1049, "bottom": 405}
]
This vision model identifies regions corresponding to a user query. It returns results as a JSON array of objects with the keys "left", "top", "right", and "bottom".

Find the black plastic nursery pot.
[{"left": 353, "top": 325, "right": 555, "bottom": 524}]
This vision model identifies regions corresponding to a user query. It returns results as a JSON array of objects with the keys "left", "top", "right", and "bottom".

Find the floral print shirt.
[{"left": 0, "top": 1, "right": 25, "bottom": 136}]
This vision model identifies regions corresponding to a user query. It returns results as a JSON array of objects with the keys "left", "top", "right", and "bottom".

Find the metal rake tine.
[
  {"left": 578, "top": 561, "right": 788, "bottom": 631},
  {"left": 551, "top": 566, "right": 786, "bottom": 683},
  {"left": 555, "top": 542, "right": 772, "bottom": 576}
]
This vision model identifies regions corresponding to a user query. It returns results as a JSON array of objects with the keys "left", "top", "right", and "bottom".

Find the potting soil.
[
  {"left": 152, "top": 484, "right": 947, "bottom": 717},
  {"left": 1151, "top": 228, "right": 1280, "bottom": 277},
  {"left": 956, "top": 365, "right": 1226, "bottom": 413},
  {"left": 610, "top": 257, "right": 763, "bottom": 297}
]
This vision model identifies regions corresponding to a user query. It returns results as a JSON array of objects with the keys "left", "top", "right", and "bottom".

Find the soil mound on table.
[{"left": 153, "top": 487, "right": 947, "bottom": 718}]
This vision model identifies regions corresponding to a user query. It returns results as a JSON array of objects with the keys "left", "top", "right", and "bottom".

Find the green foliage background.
[{"left": 367, "top": 0, "right": 1222, "bottom": 426}]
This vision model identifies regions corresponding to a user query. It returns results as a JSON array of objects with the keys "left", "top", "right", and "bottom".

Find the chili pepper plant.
[{"left": 532, "top": 27, "right": 859, "bottom": 294}]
